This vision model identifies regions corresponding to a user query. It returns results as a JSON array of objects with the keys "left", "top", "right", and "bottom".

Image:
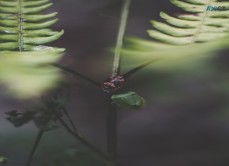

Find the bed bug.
[
  {"left": 102, "top": 75, "right": 125, "bottom": 94},
  {"left": 111, "top": 91, "right": 146, "bottom": 110}
]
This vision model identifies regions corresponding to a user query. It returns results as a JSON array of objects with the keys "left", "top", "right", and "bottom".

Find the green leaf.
[
  {"left": 111, "top": 91, "right": 146, "bottom": 110},
  {"left": 0, "top": 0, "right": 65, "bottom": 98},
  {"left": 0, "top": 49, "right": 64, "bottom": 98},
  {"left": 122, "top": 0, "right": 229, "bottom": 72}
]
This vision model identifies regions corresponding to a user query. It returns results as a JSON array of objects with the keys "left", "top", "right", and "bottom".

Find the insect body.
[
  {"left": 102, "top": 75, "right": 125, "bottom": 94},
  {"left": 111, "top": 91, "right": 146, "bottom": 110}
]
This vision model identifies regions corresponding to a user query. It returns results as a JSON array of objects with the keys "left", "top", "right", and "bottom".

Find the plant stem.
[
  {"left": 107, "top": 0, "right": 132, "bottom": 165},
  {"left": 26, "top": 130, "right": 44, "bottom": 166},
  {"left": 53, "top": 112, "right": 111, "bottom": 161},
  {"left": 53, "top": 63, "right": 101, "bottom": 87},
  {"left": 112, "top": 0, "right": 132, "bottom": 76},
  {"left": 62, "top": 107, "right": 78, "bottom": 133},
  {"left": 123, "top": 58, "right": 160, "bottom": 79},
  {"left": 107, "top": 101, "right": 118, "bottom": 159}
]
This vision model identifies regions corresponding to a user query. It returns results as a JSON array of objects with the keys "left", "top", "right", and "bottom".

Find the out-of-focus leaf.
[
  {"left": 122, "top": 37, "right": 229, "bottom": 72},
  {"left": 0, "top": 49, "right": 64, "bottom": 98},
  {"left": 32, "top": 109, "right": 60, "bottom": 131},
  {"left": 0, "top": 0, "right": 65, "bottom": 98},
  {"left": 122, "top": 0, "right": 229, "bottom": 72},
  {"left": 32, "top": 96, "right": 64, "bottom": 131},
  {"left": 5, "top": 95, "right": 65, "bottom": 130},
  {"left": 111, "top": 91, "right": 146, "bottom": 110},
  {"left": 33, "top": 116, "right": 60, "bottom": 131},
  {"left": 5, "top": 110, "right": 35, "bottom": 127},
  {"left": 0, "top": 155, "right": 8, "bottom": 166}
]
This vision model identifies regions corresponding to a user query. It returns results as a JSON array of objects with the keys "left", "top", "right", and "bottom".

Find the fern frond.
[
  {"left": 122, "top": 0, "right": 229, "bottom": 71},
  {"left": 148, "top": 0, "right": 229, "bottom": 45},
  {"left": 0, "top": 0, "right": 64, "bottom": 98},
  {"left": 0, "top": 49, "right": 63, "bottom": 98},
  {"left": 0, "top": 0, "right": 64, "bottom": 51}
]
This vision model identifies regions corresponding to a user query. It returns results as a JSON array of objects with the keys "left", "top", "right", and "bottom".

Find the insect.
[
  {"left": 102, "top": 75, "right": 125, "bottom": 94},
  {"left": 111, "top": 91, "right": 146, "bottom": 110}
]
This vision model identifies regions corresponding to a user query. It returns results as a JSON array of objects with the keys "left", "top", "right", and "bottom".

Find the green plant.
[
  {"left": 2, "top": 0, "right": 229, "bottom": 166},
  {"left": 0, "top": 0, "right": 64, "bottom": 98},
  {"left": 122, "top": 0, "right": 229, "bottom": 71}
]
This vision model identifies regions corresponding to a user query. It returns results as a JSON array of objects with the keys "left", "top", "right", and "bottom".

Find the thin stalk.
[
  {"left": 62, "top": 107, "right": 78, "bottom": 133},
  {"left": 53, "top": 112, "right": 111, "bottom": 161},
  {"left": 26, "top": 130, "right": 44, "bottom": 166},
  {"left": 123, "top": 58, "right": 160, "bottom": 79},
  {"left": 107, "top": 101, "right": 118, "bottom": 159},
  {"left": 112, "top": 0, "right": 132, "bottom": 76},
  {"left": 107, "top": 0, "right": 132, "bottom": 165},
  {"left": 53, "top": 63, "right": 101, "bottom": 87},
  {"left": 18, "top": 0, "right": 24, "bottom": 51}
]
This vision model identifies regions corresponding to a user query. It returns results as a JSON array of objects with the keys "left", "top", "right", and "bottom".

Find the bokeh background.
[{"left": 1, "top": 0, "right": 229, "bottom": 166}]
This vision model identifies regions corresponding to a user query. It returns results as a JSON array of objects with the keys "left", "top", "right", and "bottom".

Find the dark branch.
[
  {"left": 123, "top": 58, "right": 160, "bottom": 79},
  {"left": 53, "top": 63, "right": 101, "bottom": 87},
  {"left": 62, "top": 107, "right": 78, "bottom": 133},
  {"left": 26, "top": 130, "right": 44, "bottom": 166},
  {"left": 53, "top": 112, "right": 111, "bottom": 161}
]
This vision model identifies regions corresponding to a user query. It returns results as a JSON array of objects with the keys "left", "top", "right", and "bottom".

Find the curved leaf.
[
  {"left": 122, "top": 0, "right": 229, "bottom": 71},
  {"left": 111, "top": 91, "right": 146, "bottom": 110},
  {"left": 0, "top": 0, "right": 64, "bottom": 98}
]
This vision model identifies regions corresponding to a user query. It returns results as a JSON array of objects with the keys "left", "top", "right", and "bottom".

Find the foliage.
[
  {"left": 3, "top": 0, "right": 229, "bottom": 166},
  {"left": 122, "top": 0, "right": 229, "bottom": 71},
  {"left": 111, "top": 91, "right": 145, "bottom": 110},
  {"left": 5, "top": 96, "right": 65, "bottom": 131},
  {"left": 0, "top": 0, "right": 64, "bottom": 98}
]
